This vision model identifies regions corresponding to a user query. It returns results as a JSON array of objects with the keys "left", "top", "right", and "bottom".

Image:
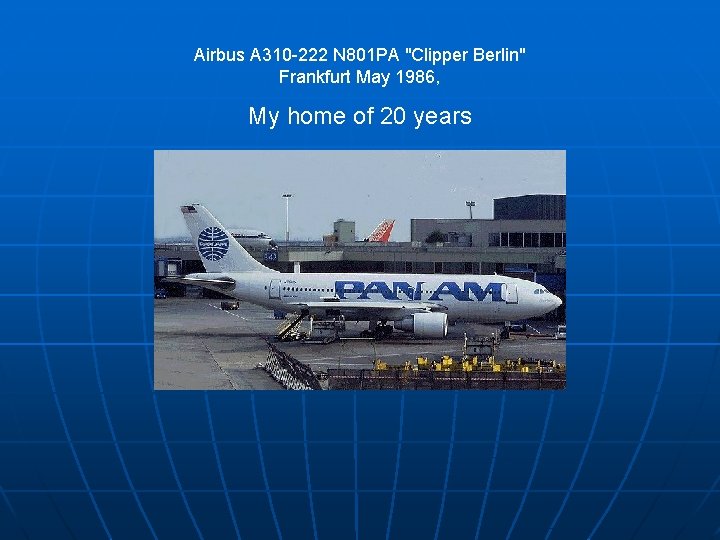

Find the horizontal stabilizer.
[{"left": 164, "top": 274, "right": 236, "bottom": 290}]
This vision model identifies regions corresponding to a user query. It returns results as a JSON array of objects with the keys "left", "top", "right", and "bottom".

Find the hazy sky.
[{"left": 154, "top": 150, "right": 565, "bottom": 242}]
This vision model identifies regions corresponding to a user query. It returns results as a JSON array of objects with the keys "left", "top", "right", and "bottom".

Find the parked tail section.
[
  {"left": 181, "top": 204, "right": 276, "bottom": 273},
  {"left": 364, "top": 219, "right": 395, "bottom": 242}
]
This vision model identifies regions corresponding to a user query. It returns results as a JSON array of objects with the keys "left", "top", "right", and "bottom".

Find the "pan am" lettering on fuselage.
[{"left": 334, "top": 280, "right": 504, "bottom": 302}]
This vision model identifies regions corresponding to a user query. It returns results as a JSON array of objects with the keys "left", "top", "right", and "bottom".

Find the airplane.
[
  {"left": 363, "top": 219, "right": 395, "bottom": 242},
  {"left": 169, "top": 204, "right": 562, "bottom": 338},
  {"left": 228, "top": 228, "right": 276, "bottom": 249}
]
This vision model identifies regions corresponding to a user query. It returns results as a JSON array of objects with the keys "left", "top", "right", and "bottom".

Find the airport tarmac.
[{"left": 154, "top": 297, "right": 566, "bottom": 390}]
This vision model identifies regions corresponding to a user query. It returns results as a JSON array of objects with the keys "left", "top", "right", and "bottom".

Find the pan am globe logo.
[{"left": 198, "top": 227, "right": 230, "bottom": 261}]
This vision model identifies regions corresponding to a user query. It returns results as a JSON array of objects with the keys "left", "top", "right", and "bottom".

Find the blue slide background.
[{"left": 2, "top": 1, "right": 720, "bottom": 538}]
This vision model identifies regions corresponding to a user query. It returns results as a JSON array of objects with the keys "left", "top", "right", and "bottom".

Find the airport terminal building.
[{"left": 155, "top": 194, "right": 566, "bottom": 317}]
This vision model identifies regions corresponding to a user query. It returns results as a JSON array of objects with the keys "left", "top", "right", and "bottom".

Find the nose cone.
[{"left": 551, "top": 294, "right": 563, "bottom": 309}]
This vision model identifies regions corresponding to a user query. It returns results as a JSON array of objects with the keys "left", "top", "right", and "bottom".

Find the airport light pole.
[
  {"left": 466, "top": 200, "right": 475, "bottom": 219},
  {"left": 282, "top": 193, "right": 292, "bottom": 243}
]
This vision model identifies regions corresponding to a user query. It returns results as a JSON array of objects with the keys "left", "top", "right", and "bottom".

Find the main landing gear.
[{"left": 361, "top": 320, "right": 394, "bottom": 340}]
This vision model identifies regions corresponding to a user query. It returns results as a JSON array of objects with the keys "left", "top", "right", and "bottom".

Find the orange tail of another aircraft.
[{"left": 364, "top": 219, "right": 395, "bottom": 242}]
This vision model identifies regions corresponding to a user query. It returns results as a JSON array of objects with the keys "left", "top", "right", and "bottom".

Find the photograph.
[
  {"left": 8, "top": 3, "right": 719, "bottom": 537},
  {"left": 154, "top": 151, "right": 566, "bottom": 390}
]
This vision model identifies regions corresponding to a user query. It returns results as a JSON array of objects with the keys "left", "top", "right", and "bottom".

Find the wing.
[{"left": 285, "top": 299, "right": 446, "bottom": 320}]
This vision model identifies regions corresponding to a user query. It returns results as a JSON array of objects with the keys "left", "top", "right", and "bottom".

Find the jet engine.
[{"left": 394, "top": 312, "right": 448, "bottom": 338}]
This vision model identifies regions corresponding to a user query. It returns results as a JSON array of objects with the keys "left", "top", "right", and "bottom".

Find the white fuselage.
[
  {"left": 229, "top": 230, "right": 276, "bottom": 249},
  {"left": 198, "top": 271, "right": 562, "bottom": 323}
]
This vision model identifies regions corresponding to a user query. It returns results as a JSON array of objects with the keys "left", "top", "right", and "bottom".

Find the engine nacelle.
[{"left": 394, "top": 312, "right": 448, "bottom": 338}]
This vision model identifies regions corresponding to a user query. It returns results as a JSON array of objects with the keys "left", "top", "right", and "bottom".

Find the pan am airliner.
[{"left": 168, "top": 204, "right": 562, "bottom": 338}]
